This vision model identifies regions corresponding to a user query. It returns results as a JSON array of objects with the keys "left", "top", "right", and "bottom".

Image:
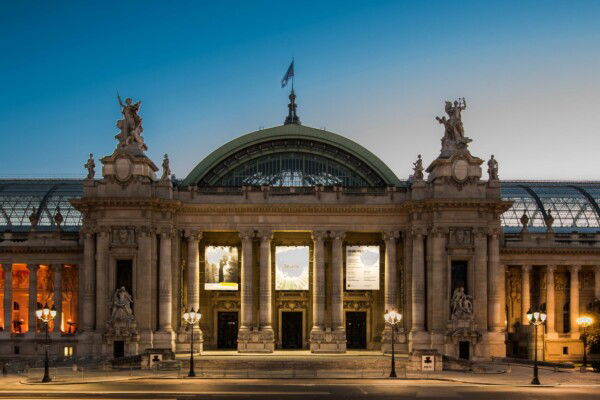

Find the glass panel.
[
  {"left": 11, "top": 264, "right": 28, "bottom": 333},
  {"left": 61, "top": 265, "right": 78, "bottom": 333},
  {"left": 36, "top": 265, "right": 54, "bottom": 332}
]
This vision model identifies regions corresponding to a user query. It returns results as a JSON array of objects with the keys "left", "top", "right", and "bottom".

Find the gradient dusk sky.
[{"left": 1, "top": 1, "right": 599, "bottom": 180}]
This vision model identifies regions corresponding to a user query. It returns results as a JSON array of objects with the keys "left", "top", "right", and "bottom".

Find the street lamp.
[
  {"left": 35, "top": 303, "right": 57, "bottom": 383},
  {"left": 182, "top": 307, "right": 201, "bottom": 377},
  {"left": 384, "top": 309, "right": 402, "bottom": 378},
  {"left": 526, "top": 307, "right": 546, "bottom": 385},
  {"left": 577, "top": 315, "right": 593, "bottom": 372}
]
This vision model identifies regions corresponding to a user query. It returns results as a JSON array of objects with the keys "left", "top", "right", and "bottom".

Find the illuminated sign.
[
  {"left": 346, "top": 245, "right": 380, "bottom": 290},
  {"left": 205, "top": 246, "right": 239, "bottom": 291},
  {"left": 275, "top": 246, "right": 309, "bottom": 290}
]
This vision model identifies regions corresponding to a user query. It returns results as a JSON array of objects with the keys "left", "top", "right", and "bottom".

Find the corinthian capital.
[
  {"left": 382, "top": 230, "right": 399, "bottom": 242},
  {"left": 311, "top": 230, "right": 327, "bottom": 242}
]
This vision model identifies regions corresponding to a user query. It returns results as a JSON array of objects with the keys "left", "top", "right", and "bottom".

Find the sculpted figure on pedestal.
[
  {"left": 450, "top": 287, "right": 473, "bottom": 319},
  {"left": 109, "top": 286, "right": 134, "bottom": 322},
  {"left": 436, "top": 98, "right": 472, "bottom": 155},
  {"left": 115, "top": 93, "right": 147, "bottom": 152},
  {"left": 161, "top": 154, "right": 171, "bottom": 182},
  {"left": 413, "top": 154, "right": 424, "bottom": 181},
  {"left": 487, "top": 155, "right": 499, "bottom": 180},
  {"left": 84, "top": 153, "right": 95, "bottom": 179}
]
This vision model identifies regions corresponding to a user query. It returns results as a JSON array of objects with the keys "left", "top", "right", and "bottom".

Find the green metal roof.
[{"left": 181, "top": 124, "right": 402, "bottom": 187}]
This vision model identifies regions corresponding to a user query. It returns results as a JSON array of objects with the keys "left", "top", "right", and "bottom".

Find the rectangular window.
[
  {"left": 563, "top": 346, "right": 569, "bottom": 355},
  {"left": 11, "top": 264, "right": 29, "bottom": 333},
  {"left": 64, "top": 346, "right": 74, "bottom": 357},
  {"left": 0, "top": 268, "right": 4, "bottom": 331},
  {"left": 116, "top": 260, "right": 133, "bottom": 295},
  {"left": 36, "top": 265, "right": 54, "bottom": 332},
  {"left": 61, "top": 265, "right": 78, "bottom": 333}
]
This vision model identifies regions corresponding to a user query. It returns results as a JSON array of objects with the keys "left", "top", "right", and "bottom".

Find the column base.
[
  {"left": 237, "top": 327, "right": 275, "bottom": 353},
  {"left": 176, "top": 328, "right": 203, "bottom": 353},
  {"left": 481, "top": 331, "right": 506, "bottom": 358},
  {"left": 429, "top": 331, "right": 445, "bottom": 354},
  {"left": 153, "top": 330, "right": 176, "bottom": 351},
  {"left": 139, "top": 330, "right": 154, "bottom": 353},
  {"left": 310, "top": 328, "right": 346, "bottom": 353},
  {"left": 408, "top": 330, "right": 430, "bottom": 353},
  {"left": 381, "top": 327, "right": 408, "bottom": 354}
]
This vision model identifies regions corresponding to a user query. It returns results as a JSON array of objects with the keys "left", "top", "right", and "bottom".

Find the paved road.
[{"left": 0, "top": 379, "right": 599, "bottom": 400}]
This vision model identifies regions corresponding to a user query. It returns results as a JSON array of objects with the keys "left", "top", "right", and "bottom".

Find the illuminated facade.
[{"left": 0, "top": 97, "right": 599, "bottom": 363}]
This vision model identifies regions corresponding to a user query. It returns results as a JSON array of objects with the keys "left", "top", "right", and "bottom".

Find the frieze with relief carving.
[
  {"left": 448, "top": 228, "right": 472, "bottom": 248},
  {"left": 110, "top": 227, "right": 136, "bottom": 247}
]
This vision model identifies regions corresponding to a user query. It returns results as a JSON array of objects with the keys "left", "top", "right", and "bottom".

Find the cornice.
[
  {"left": 70, "top": 197, "right": 182, "bottom": 213},
  {"left": 501, "top": 246, "right": 600, "bottom": 255},
  {"left": 0, "top": 245, "right": 82, "bottom": 254}
]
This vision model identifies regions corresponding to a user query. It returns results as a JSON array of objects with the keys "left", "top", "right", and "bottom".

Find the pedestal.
[
  {"left": 237, "top": 328, "right": 275, "bottom": 353},
  {"left": 310, "top": 328, "right": 346, "bottom": 353}
]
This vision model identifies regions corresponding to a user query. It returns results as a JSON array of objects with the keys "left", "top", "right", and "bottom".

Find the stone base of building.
[
  {"left": 409, "top": 349, "right": 443, "bottom": 371},
  {"left": 481, "top": 331, "right": 506, "bottom": 358},
  {"left": 237, "top": 328, "right": 275, "bottom": 353},
  {"left": 153, "top": 330, "right": 176, "bottom": 350},
  {"left": 408, "top": 330, "right": 430, "bottom": 353},
  {"left": 309, "top": 328, "right": 346, "bottom": 353},
  {"left": 176, "top": 329, "right": 203, "bottom": 353},
  {"left": 381, "top": 327, "right": 408, "bottom": 354}
]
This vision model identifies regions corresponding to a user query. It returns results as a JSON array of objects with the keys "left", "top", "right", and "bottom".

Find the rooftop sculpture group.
[
  {"left": 115, "top": 93, "right": 147, "bottom": 152},
  {"left": 436, "top": 98, "right": 472, "bottom": 157}
]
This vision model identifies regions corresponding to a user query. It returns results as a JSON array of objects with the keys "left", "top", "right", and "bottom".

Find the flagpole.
[{"left": 291, "top": 57, "right": 294, "bottom": 91}]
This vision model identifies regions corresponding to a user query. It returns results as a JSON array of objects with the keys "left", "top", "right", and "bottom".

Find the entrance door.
[
  {"left": 346, "top": 311, "right": 367, "bottom": 349},
  {"left": 459, "top": 341, "right": 470, "bottom": 360},
  {"left": 217, "top": 312, "right": 238, "bottom": 349},
  {"left": 281, "top": 312, "right": 303, "bottom": 349},
  {"left": 113, "top": 340, "right": 125, "bottom": 358}
]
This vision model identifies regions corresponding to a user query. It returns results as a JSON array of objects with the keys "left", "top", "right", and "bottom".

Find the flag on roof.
[{"left": 281, "top": 60, "right": 294, "bottom": 88}]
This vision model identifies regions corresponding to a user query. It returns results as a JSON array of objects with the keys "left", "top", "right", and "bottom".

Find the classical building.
[{"left": 0, "top": 93, "right": 598, "bottom": 363}]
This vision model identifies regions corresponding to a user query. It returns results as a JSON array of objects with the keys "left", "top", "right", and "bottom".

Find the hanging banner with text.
[
  {"left": 275, "top": 246, "right": 309, "bottom": 290},
  {"left": 345, "top": 245, "right": 380, "bottom": 290},
  {"left": 204, "top": 246, "right": 239, "bottom": 291}
]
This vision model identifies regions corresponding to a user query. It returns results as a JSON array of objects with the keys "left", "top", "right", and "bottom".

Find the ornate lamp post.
[
  {"left": 35, "top": 303, "right": 56, "bottom": 383},
  {"left": 526, "top": 307, "right": 546, "bottom": 385},
  {"left": 384, "top": 309, "right": 402, "bottom": 378},
  {"left": 577, "top": 315, "right": 593, "bottom": 372},
  {"left": 183, "top": 307, "right": 201, "bottom": 378}
]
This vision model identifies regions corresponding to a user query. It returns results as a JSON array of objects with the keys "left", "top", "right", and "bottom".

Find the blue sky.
[{"left": 1, "top": 1, "right": 599, "bottom": 180}]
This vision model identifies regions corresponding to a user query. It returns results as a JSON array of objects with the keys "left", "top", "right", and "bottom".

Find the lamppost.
[
  {"left": 35, "top": 303, "right": 56, "bottom": 383},
  {"left": 183, "top": 307, "right": 201, "bottom": 377},
  {"left": 384, "top": 309, "right": 402, "bottom": 378},
  {"left": 526, "top": 307, "right": 546, "bottom": 385},
  {"left": 577, "top": 315, "right": 593, "bottom": 372}
]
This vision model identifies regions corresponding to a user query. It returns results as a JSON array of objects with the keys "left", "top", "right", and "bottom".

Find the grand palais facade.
[{"left": 0, "top": 93, "right": 598, "bottom": 365}]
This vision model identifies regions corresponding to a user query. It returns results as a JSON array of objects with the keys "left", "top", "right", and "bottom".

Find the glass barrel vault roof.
[{"left": 1, "top": 179, "right": 600, "bottom": 234}]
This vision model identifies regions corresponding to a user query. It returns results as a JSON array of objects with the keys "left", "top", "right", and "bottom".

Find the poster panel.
[
  {"left": 204, "top": 246, "right": 239, "bottom": 290},
  {"left": 275, "top": 246, "right": 309, "bottom": 290},
  {"left": 345, "top": 245, "right": 380, "bottom": 290}
]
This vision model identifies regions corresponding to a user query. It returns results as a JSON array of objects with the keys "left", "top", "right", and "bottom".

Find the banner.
[
  {"left": 275, "top": 246, "right": 309, "bottom": 290},
  {"left": 346, "top": 245, "right": 380, "bottom": 290},
  {"left": 204, "top": 246, "right": 239, "bottom": 291}
]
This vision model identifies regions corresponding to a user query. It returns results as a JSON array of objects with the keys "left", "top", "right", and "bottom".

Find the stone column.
[
  {"left": 185, "top": 230, "right": 201, "bottom": 311},
  {"left": 310, "top": 230, "right": 327, "bottom": 352},
  {"left": 27, "top": 264, "right": 39, "bottom": 334},
  {"left": 95, "top": 229, "right": 110, "bottom": 330},
  {"left": 158, "top": 230, "right": 173, "bottom": 332},
  {"left": 545, "top": 265, "right": 556, "bottom": 336},
  {"left": 258, "top": 230, "right": 273, "bottom": 332},
  {"left": 520, "top": 265, "right": 531, "bottom": 325},
  {"left": 569, "top": 265, "right": 581, "bottom": 337},
  {"left": 3, "top": 264, "right": 12, "bottom": 332},
  {"left": 594, "top": 265, "right": 600, "bottom": 300},
  {"left": 239, "top": 230, "right": 254, "bottom": 332},
  {"left": 331, "top": 231, "right": 345, "bottom": 332},
  {"left": 487, "top": 230, "right": 505, "bottom": 332},
  {"left": 81, "top": 231, "right": 96, "bottom": 331},
  {"left": 473, "top": 230, "right": 488, "bottom": 331},
  {"left": 429, "top": 229, "right": 446, "bottom": 340},
  {"left": 52, "top": 264, "right": 62, "bottom": 333},
  {"left": 383, "top": 231, "right": 399, "bottom": 313},
  {"left": 410, "top": 231, "right": 425, "bottom": 332}
]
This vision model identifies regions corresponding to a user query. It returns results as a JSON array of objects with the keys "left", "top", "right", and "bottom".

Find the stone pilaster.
[
  {"left": 309, "top": 230, "right": 329, "bottom": 352},
  {"left": 382, "top": 230, "right": 404, "bottom": 354},
  {"left": 254, "top": 229, "right": 275, "bottom": 352},
  {"left": 52, "top": 264, "right": 62, "bottom": 334},
  {"left": 429, "top": 228, "right": 446, "bottom": 351},
  {"left": 594, "top": 265, "right": 600, "bottom": 300},
  {"left": 409, "top": 229, "right": 428, "bottom": 351},
  {"left": 95, "top": 229, "right": 110, "bottom": 331},
  {"left": 485, "top": 228, "right": 506, "bottom": 357},
  {"left": 569, "top": 265, "right": 581, "bottom": 338},
  {"left": 473, "top": 230, "right": 488, "bottom": 331},
  {"left": 239, "top": 230, "right": 254, "bottom": 332},
  {"left": 327, "top": 230, "right": 346, "bottom": 353},
  {"left": 136, "top": 226, "right": 154, "bottom": 350},
  {"left": 155, "top": 229, "right": 175, "bottom": 350},
  {"left": 520, "top": 265, "right": 531, "bottom": 325},
  {"left": 545, "top": 265, "right": 557, "bottom": 337},
  {"left": 183, "top": 230, "right": 202, "bottom": 352},
  {"left": 2, "top": 264, "right": 11, "bottom": 333},
  {"left": 81, "top": 231, "right": 96, "bottom": 331},
  {"left": 27, "top": 264, "right": 39, "bottom": 335}
]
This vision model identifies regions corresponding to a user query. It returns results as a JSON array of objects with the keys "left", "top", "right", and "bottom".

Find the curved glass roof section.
[
  {"left": 501, "top": 181, "right": 600, "bottom": 233},
  {"left": 0, "top": 179, "right": 83, "bottom": 232},
  {"left": 181, "top": 124, "right": 402, "bottom": 187},
  {"left": 216, "top": 152, "right": 370, "bottom": 187}
]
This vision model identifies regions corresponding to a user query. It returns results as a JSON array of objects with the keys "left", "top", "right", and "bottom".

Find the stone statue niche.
[
  {"left": 115, "top": 93, "right": 148, "bottom": 154},
  {"left": 436, "top": 98, "right": 472, "bottom": 158},
  {"left": 103, "top": 286, "right": 139, "bottom": 357}
]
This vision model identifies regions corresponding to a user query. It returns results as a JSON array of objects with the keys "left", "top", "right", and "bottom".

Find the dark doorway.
[
  {"left": 113, "top": 340, "right": 125, "bottom": 358},
  {"left": 116, "top": 259, "right": 133, "bottom": 295},
  {"left": 281, "top": 312, "right": 303, "bottom": 349},
  {"left": 346, "top": 311, "right": 367, "bottom": 349},
  {"left": 459, "top": 341, "right": 470, "bottom": 360},
  {"left": 217, "top": 312, "right": 238, "bottom": 349}
]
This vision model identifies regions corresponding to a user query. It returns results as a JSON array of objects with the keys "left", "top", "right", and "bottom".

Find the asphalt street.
[{"left": 0, "top": 379, "right": 599, "bottom": 400}]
